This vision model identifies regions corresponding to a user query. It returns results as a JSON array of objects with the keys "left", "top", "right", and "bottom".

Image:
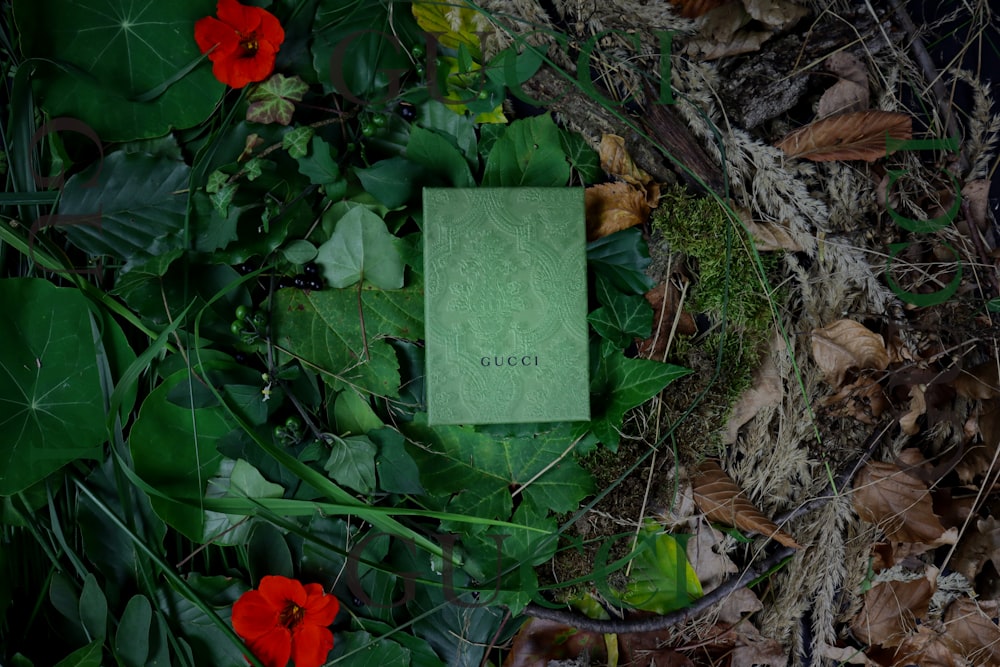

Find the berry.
[
  {"left": 251, "top": 312, "right": 267, "bottom": 328},
  {"left": 372, "top": 113, "right": 387, "bottom": 128},
  {"left": 361, "top": 122, "right": 375, "bottom": 137},
  {"left": 293, "top": 275, "right": 306, "bottom": 289},
  {"left": 234, "top": 352, "right": 248, "bottom": 364},
  {"left": 478, "top": 89, "right": 490, "bottom": 100},
  {"left": 307, "top": 279, "right": 323, "bottom": 291},
  {"left": 410, "top": 44, "right": 425, "bottom": 60},
  {"left": 236, "top": 262, "right": 254, "bottom": 275},
  {"left": 285, "top": 416, "right": 302, "bottom": 431},
  {"left": 273, "top": 425, "right": 285, "bottom": 440},
  {"left": 235, "top": 304, "right": 249, "bottom": 321},
  {"left": 231, "top": 321, "right": 243, "bottom": 335},
  {"left": 303, "top": 262, "right": 319, "bottom": 277},
  {"left": 277, "top": 277, "right": 294, "bottom": 289},
  {"left": 399, "top": 103, "right": 417, "bottom": 122}
]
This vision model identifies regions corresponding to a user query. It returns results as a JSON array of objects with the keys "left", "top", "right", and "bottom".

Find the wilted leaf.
[
  {"left": 686, "top": 523, "right": 737, "bottom": 592},
  {"left": 954, "top": 360, "right": 999, "bottom": 399},
  {"left": 730, "top": 634, "right": 788, "bottom": 667},
  {"left": 898, "top": 384, "right": 927, "bottom": 435},
  {"left": 951, "top": 516, "right": 1000, "bottom": 583},
  {"left": 411, "top": 0, "right": 484, "bottom": 58},
  {"left": 810, "top": 319, "right": 889, "bottom": 387},
  {"left": 691, "top": 460, "right": 800, "bottom": 548},
  {"left": 889, "top": 625, "right": 962, "bottom": 666},
  {"left": 775, "top": 111, "right": 912, "bottom": 162},
  {"left": 502, "top": 617, "right": 608, "bottom": 667},
  {"left": 816, "top": 51, "right": 869, "bottom": 118},
  {"left": 599, "top": 134, "right": 654, "bottom": 187},
  {"left": 943, "top": 598, "right": 1000, "bottom": 665},
  {"left": 851, "top": 457, "right": 954, "bottom": 545},
  {"left": 850, "top": 570, "right": 936, "bottom": 647},
  {"left": 619, "top": 632, "right": 694, "bottom": 666},
  {"left": 585, "top": 182, "right": 650, "bottom": 240},
  {"left": 620, "top": 524, "right": 703, "bottom": 614},
  {"left": 819, "top": 376, "right": 888, "bottom": 424}
]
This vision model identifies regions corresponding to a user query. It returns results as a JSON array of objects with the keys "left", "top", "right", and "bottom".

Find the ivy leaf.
[
  {"left": 247, "top": 73, "right": 309, "bottom": 125},
  {"left": 405, "top": 126, "right": 474, "bottom": 187},
  {"left": 589, "top": 342, "right": 691, "bottom": 450},
  {"left": 325, "top": 435, "right": 377, "bottom": 494},
  {"left": 282, "top": 126, "right": 315, "bottom": 158},
  {"left": 355, "top": 157, "right": 420, "bottom": 208},
  {"left": 482, "top": 114, "right": 570, "bottom": 186},
  {"left": 316, "top": 207, "right": 404, "bottom": 289},
  {"left": 297, "top": 136, "right": 341, "bottom": 186},
  {"left": 588, "top": 276, "right": 654, "bottom": 346},
  {"left": 560, "top": 130, "right": 602, "bottom": 183},
  {"left": 586, "top": 227, "right": 656, "bottom": 295},
  {"left": 271, "top": 279, "right": 422, "bottom": 396}
]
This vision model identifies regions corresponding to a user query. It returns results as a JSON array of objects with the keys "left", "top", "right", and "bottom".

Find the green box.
[{"left": 423, "top": 188, "right": 590, "bottom": 424}]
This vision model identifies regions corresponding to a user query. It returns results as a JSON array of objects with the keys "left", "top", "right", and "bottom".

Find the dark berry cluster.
[{"left": 277, "top": 262, "right": 323, "bottom": 291}]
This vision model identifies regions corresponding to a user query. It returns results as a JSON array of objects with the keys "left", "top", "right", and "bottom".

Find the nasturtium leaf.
[
  {"left": 115, "top": 596, "right": 152, "bottom": 667},
  {"left": 0, "top": 279, "right": 105, "bottom": 495},
  {"left": 355, "top": 157, "right": 419, "bottom": 208},
  {"left": 482, "top": 114, "right": 570, "bottom": 187},
  {"left": 13, "top": 0, "right": 223, "bottom": 141},
  {"left": 58, "top": 152, "right": 189, "bottom": 268},
  {"left": 79, "top": 573, "right": 107, "bottom": 641},
  {"left": 324, "top": 435, "right": 377, "bottom": 493},
  {"left": 247, "top": 73, "right": 309, "bottom": 125},
  {"left": 619, "top": 525, "right": 702, "bottom": 613},
  {"left": 316, "top": 206, "right": 405, "bottom": 289},
  {"left": 129, "top": 370, "right": 232, "bottom": 541},
  {"left": 560, "top": 130, "right": 603, "bottom": 183},
  {"left": 589, "top": 342, "right": 691, "bottom": 450},
  {"left": 282, "top": 126, "right": 315, "bottom": 159},
  {"left": 406, "top": 125, "right": 475, "bottom": 187},
  {"left": 296, "top": 136, "right": 341, "bottom": 186},
  {"left": 270, "top": 279, "right": 422, "bottom": 396}
]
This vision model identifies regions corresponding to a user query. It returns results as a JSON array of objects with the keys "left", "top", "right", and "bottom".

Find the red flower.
[
  {"left": 194, "top": 0, "right": 285, "bottom": 88},
  {"left": 231, "top": 575, "right": 340, "bottom": 667}
]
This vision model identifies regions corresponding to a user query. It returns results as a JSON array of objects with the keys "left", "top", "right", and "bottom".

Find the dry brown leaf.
[
  {"left": 958, "top": 397, "right": 1000, "bottom": 483},
  {"left": 962, "top": 179, "right": 991, "bottom": 230},
  {"left": 850, "top": 570, "right": 936, "bottom": 647},
  {"left": 637, "top": 278, "right": 697, "bottom": 359},
  {"left": 951, "top": 516, "right": 1000, "bottom": 583},
  {"left": 743, "top": 0, "right": 807, "bottom": 30},
  {"left": 826, "top": 51, "right": 867, "bottom": 85},
  {"left": 899, "top": 384, "right": 927, "bottom": 435},
  {"left": 502, "top": 617, "right": 609, "bottom": 667},
  {"left": 819, "top": 376, "right": 889, "bottom": 424},
  {"left": 692, "top": 459, "right": 800, "bottom": 548},
  {"left": 817, "top": 79, "right": 868, "bottom": 118},
  {"left": 888, "top": 625, "right": 962, "bottom": 667},
  {"left": 954, "top": 361, "right": 1000, "bottom": 399},
  {"left": 686, "top": 524, "right": 738, "bottom": 592},
  {"left": 741, "top": 216, "right": 804, "bottom": 251},
  {"left": 729, "top": 634, "right": 788, "bottom": 667},
  {"left": 775, "top": 110, "right": 913, "bottom": 162},
  {"left": 619, "top": 632, "right": 694, "bottom": 666},
  {"left": 851, "top": 458, "right": 953, "bottom": 545},
  {"left": 585, "top": 182, "right": 650, "bottom": 241},
  {"left": 668, "top": 0, "right": 732, "bottom": 18},
  {"left": 724, "top": 335, "right": 782, "bottom": 443},
  {"left": 943, "top": 598, "right": 1000, "bottom": 665},
  {"left": 810, "top": 319, "right": 889, "bottom": 387},
  {"left": 819, "top": 643, "right": 879, "bottom": 665},
  {"left": 685, "top": 3, "right": 771, "bottom": 60},
  {"left": 599, "top": 134, "right": 653, "bottom": 187}
]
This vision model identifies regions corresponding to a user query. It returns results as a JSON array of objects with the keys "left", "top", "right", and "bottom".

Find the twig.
[{"left": 522, "top": 420, "right": 894, "bottom": 633}]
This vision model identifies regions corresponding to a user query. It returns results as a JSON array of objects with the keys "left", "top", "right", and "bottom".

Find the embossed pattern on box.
[{"left": 423, "top": 188, "right": 590, "bottom": 425}]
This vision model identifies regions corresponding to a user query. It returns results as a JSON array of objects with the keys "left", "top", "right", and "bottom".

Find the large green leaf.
[
  {"left": 58, "top": 152, "right": 190, "bottom": 267},
  {"left": 405, "top": 125, "right": 474, "bottom": 187},
  {"left": 316, "top": 206, "right": 405, "bottom": 289},
  {"left": 589, "top": 342, "right": 691, "bottom": 450},
  {"left": 0, "top": 279, "right": 105, "bottom": 495},
  {"left": 401, "top": 418, "right": 593, "bottom": 523},
  {"left": 619, "top": 525, "right": 702, "bottom": 613},
  {"left": 482, "top": 114, "right": 570, "bottom": 186},
  {"left": 129, "top": 369, "right": 232, "bottom": 541},
  {"left": 586, "top": 227, "right": 656, "bottom": 295},
  {"left": 14, "top": 0, "right": 223, "bottom": 141},
  {"left": 270, "top": 279, "right": 422, "bottom": 397},
  {"left": 588, "top": 275, "right": 654, "bottom": 347},
  {"left": 115, "top": 595, "right": 152, "bottom": 667}
]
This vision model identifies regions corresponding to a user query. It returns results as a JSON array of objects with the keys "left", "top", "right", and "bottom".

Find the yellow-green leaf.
[{"left": 412, "top": 1, "right": 485, "bottom": 58}]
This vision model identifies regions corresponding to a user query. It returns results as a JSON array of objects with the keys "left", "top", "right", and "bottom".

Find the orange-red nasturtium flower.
[
  {"left": 194, "top": 0, "right": 285, "bottom": 88},
  {"left": 231, "top": 575, "right": 340, "bottom": 667}
]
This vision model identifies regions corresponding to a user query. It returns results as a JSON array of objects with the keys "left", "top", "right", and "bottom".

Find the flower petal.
[
  {"left": 193, "top": 16, "right": 239, "bottom": 58},
  {"left": 302, "top": 585, "right": 339, "bottom": 628},
  {"left": 255, "top": 9, "right": 285, "bottom": 49},
  {"left": 232, "top": 590, "right": 280, "bottom": 641},
  {"left": 290, "top": 624, "right": 335, "bottom": 667},
  {"left": 258, "top": 575, "right": 307, "bottom": 609},
  {"left": 246, "top": 625, "right": 293, "bottom": 667},
  {"left": 216, "top": 0, "right": 258, "bottom": 32}
]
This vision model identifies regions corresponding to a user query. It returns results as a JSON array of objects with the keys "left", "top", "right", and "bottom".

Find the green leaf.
[
  {"left": 297, "top": 136, "right": 342, "bottom": 186},
  {"left": 988, "top": 297, "right": 1000, "bottom": 313},
  {"left": 59, "top": 152, "right": 189, "bottom": 268},
  {"left": 129, "top": 370, "right": 232, "bottom": 541},
  {"left": 482, "top": 114, "right": 570, "bottom": 186},
  {"left": 589, "top": 343, "right": 691, "bottom": 450},
  {"left": 204, "top": 458, "right": 284, "bottom": 545},
  {"left": 560, "top": 130, "right": 603, "bottom": 183},
  {"left": 271, "top": 278, "right": 422, "bottom": 396},
  {"left": 79, "top": 573, "right": 107, "bottom": 641},
  {"left": 620, "top": 525, "right": 702, "bottom": 613},
  {"left": 316, "top": 206, "right": 405, "bottom": 289},
  {"left": 588, "top": 276, "right": 654, "bottom": 347},
  {"left": 586, "top": 227, "right": 656, "bottom": 295},
  {"left": 325, "top": 435, "right": 377, "bottom": 493},
  {"left": 248, "top": 522, "right": 294, "bottom": 583},
  {"left": 247, "top": 74, "right": 309, "bottom": 125},
  {"left": 53, "top": 640, "right": 103, "bottom": 667},
  {"left": 282, "top": 126, "right": 315, "bottom": 159},
  {"left": 155, "top": 587, "right": 244, "bottom": 666},
  {"left": 355, "top": 157, "right": 419, "bottom": 208},
  {"left": 334, "top": 390, "right": 384, "bottom": 435},
  {"left": 13, "top": 0, "right": 222, "bottom": 141},
  {"left": 401, "top": 418, "right": 593, "bottom": 522},
  {"left": 370, "top": 428, "right": 424, "bottom": 494},
  {"left": 281, "top": 239, "right": 319, "bottom": 264},
  {"left": 405, "top": 126, "right": 474, "bottom": 187},
  {"left": 115, "top": 595, "right": 152, "bottom": 667},
  {"left": 334, "top": 631, "right": 410, "bottom": 666},
  {"left": 0, "top": 279, "right": 104, "bottom": 495}
]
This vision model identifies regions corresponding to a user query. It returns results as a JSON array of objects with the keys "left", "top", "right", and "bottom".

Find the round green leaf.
[
  {"left": 14, "top": 0, "right": 224, "bottom": 141},
  {"left": 0, "top": 279, "right": 105, "bottom": 495},
  {"left": 316, "top": 207, "right": 404, "bottom": 289}
]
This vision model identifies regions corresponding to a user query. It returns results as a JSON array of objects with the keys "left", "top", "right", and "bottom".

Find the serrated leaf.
[
  {"left": 297, "top": 136, "right": 341, "bottom": 186},
  {"left": 316, "top": 207, "right": 404, "bottom": 289},
  {"left": 560, "top": 130, "right": 602, "bottom": 183},
  {"left": 247, "top": 73, "right": 309, "bottom": 125},
  {"left": 589, "top": 343, "right": 690, "bottom": 449},
  {"left": 483, "top": 114, "right": 570, "bottom": 186},
  {"left": 401, "top": 418, "right": 593, "bottom": 521},
  {"left": 271, "top": 279, "right": 423, "bottom": 396},
  {"left": 775, "top": 110, "right": 912, "bottom": 161},
  {"left": 282, "top": 126, "right": 315, "bottom": 158},
  {"left": 370, "top": 428, "right": 424, "bottom": 494},
  {"left": 59, "top": 152, "right": 188, "bottom": 267},
  {"left": 325, "top": 435, "right": 377, "bottom": 493}
]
